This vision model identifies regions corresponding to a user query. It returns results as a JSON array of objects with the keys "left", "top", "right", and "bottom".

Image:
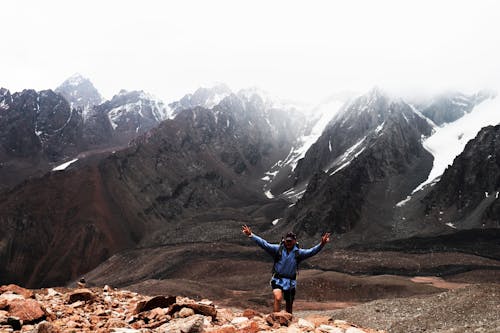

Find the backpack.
[{"left": 272, "top": 238, "right": 301, "bottom": 278}]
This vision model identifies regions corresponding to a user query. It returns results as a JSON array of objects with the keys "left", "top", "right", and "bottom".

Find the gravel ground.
[{"left": 326, "top": 284, "right": 500, "bottom": 333}]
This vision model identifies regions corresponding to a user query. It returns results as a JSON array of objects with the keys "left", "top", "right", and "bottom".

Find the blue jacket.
[{"left": 250, "top": 234, "right": 324, "bottom": 289}]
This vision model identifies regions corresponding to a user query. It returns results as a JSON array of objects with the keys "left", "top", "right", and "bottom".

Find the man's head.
[{"left": 284, "top": 232, "right": 297, "bottom": 250}]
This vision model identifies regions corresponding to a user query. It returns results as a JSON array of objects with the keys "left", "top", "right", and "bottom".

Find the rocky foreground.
[{"left": 0, "top": 284, "right": 383, "bottom": 333}]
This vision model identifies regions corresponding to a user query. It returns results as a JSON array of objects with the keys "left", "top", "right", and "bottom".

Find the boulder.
[
  {"left": 8, "top": 299, "right": 45, "bottom": 323},
  {"left": 230, "top": 316, "right": 249, "bottom": 325},
  {"left": 265, "top": 311, "right": 293, "bottom": 327},
  {"left": 135, "top": 295, "right": 176, "bottom": 313},
  {"left": 0, "top": 284, "right": 34, "bottom": 299},
  {"left": 68, "top": 289, "right": 94, "bottom": 303},
  {"left": 298, "top": 318, "right": 315, "bottom": 329},
  {"left": 32, "top": 321, "right": 61, "bottom": 333},
  {"left": 178, "top": 307, "right": 195, "bottom": 318},
  {"left": 242, "top": 309, "right": 261, "bottom": 319},
  {"left": 157, "top": 314, "right": 204, "bottom": 333},
  {"left": 169, "top": 302, "right": 217, "bottom": 320},
  {"left": 318, "top": 324, "right": 344, "bottom": 333}
]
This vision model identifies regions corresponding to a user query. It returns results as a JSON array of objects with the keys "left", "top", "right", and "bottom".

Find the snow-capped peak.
[{"left": 63, "top": 73, "right": 89, "bottom": 87}]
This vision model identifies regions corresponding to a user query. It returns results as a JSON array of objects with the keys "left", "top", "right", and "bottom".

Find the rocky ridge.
[{"left": 0, "top": 284, "right": 383, "bottom": 333}]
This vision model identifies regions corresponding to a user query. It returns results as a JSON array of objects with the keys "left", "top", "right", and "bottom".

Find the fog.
[{"left": 1, "top": 0, "right": 500, "bottom": 104}]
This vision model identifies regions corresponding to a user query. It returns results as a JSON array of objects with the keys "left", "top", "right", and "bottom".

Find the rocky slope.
[
  {"left": 329, "top": 283, "right": 500, "bottom": 333},
  {"left": 0, "top": 284, "right": 384, "bottom": 332}
]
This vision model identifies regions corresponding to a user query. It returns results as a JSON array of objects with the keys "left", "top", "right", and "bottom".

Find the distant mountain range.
[{"left": 0, "top": 75, "right": 498, "bottom": 287}]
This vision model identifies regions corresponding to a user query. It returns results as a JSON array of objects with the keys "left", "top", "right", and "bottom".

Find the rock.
[
  {"left": 110, "top": 329, "right": 142, "bottom": 333},
  {"left": 8, "top": 299, "right": 45, "bottom": 323},
  {"left": 231, "top": 316, "right": 249, "bottom": 325},
  {"left": 238, "top": 320, "right": 262, "bottom": 333},
  {"left": 103, "top": 285, "right": 112, "bottom": 292},
  {"left": 242, "top": 309, "right": 261, "bottom": 319},
  {"left": 169, "top": 302, "right": 217, "bottom": 320},
  {"left": 178, "top": 307, "right": 195, "bottom": 318},
  {"left": 298, "top": 318, "right": 316, "bottom": 329},
  {"left": 0, "top": 284, "right": 34, "bottom": 299},
  {"left": 69, "top": 300, "right": 85, "bottom": 308},
  {"left": 32, "top": 320, "right": 61, "bottom": 333},
  {"left": 0, "top": 293, "right": 24, "bottom": 302},
  {"left": 345, "top": 328, "right": 366, "bottom": 333},
  {"left": 46, "top": 289, "right": 60, "bottom": 297},
  {"left": 318, "top": 324, "right": 344, "bottom": 333},
  {"left": 265, "top": 311, "right": 293, "bottom": 327},
  {"left": 157, "top": 314, "right": 204, "bottom": 333},
  {"left": 0, "top": 299, "right": 7, "bottom": 310},
  {"left": 68, "top": 288, "right": 94, "bottom": 303},
  {"left": 136, "top": 295, "right": 176, "bottom": 313},
  {"left": 207, "top": 325, "right": 236, "bottom": 333},
  {"left": 306, "top": 315, "right": 331, "bottom": 327},
  {"left": 215, "top": 308, "right": 235, "bottom": 324}
]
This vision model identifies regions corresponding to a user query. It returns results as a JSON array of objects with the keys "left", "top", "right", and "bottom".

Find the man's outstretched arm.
[
  {"left": 298, "top": 232, "right": 331, "bottom": 260},
  {"left": 242, "top": 224, "right": 279, "bottom": 256}
]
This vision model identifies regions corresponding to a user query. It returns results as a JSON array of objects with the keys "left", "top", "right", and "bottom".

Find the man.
[{"left": 242, "top": 225, "right": 330, "bottom": 314}]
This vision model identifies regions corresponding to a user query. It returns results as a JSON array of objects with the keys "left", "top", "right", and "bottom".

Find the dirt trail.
[{"left": 410, "top": 276, "right": 469, "bottom": 289}]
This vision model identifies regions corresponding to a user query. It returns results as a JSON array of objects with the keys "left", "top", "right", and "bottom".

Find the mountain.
[
  {"left": 282, "top": 89, "right": 435, "bottom": 240},
  {"left": 85, "top": 89, "right": 170, "bottom": 146},
  {"left": 415, "top": 90, "right": 493, "bottom": 126},
  {"left": 0, "top": 76, "right": 172, "bottom": 190},
  {"left": 0, "top": 82, "right": 499, "bottom": 290},
  {"left": 0, "top": 87, "right": 307, "bottom": 287},
  {"left": 420, "top": 124, "right": 500, "bottom": 229},
  {"left": 0, "top": 88, "right": 84, "bottom": 189},
  {"left": 169, "top": 83, "right": 231, "bottom": 117},
  {"left": 55, "top": 73, "right": 103, "bottom": 119}
]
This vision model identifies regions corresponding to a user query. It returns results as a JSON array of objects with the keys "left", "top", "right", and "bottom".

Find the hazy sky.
[{"left": 1, "top": 0, "right": 499, "bottom": 104}]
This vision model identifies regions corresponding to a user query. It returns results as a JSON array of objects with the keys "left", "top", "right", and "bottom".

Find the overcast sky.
[{"left": 1, "top": 0, "right": 499, "bottom": 104}]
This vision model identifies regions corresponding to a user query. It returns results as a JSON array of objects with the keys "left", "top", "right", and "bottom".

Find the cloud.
[{"left": 1, "top": 0, "right": 499, "bottom": 103}]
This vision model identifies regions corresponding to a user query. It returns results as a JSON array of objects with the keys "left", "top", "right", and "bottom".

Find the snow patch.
[
  {"left": 264, "top": 190, "right": 274, "bottom": 199},
  {"left": 327, "top": 136, "right": 367, "bottom": 174},
  {"left": 445, "top": 222, "right": 457, "bottom": 229},
  {"left": 396, "top": 196, "right": 412, "bottom": 207},
  {"left": 52, "top": 158, "right": 78, "bottom": 171}
]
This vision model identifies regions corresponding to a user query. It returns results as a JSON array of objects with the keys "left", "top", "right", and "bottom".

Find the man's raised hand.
[
  {"left": 321, "top": 232, "right": 331, "bottom": 246},
  {"left": 242, "top": 224, "right": 252, "bottom": 237}
]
